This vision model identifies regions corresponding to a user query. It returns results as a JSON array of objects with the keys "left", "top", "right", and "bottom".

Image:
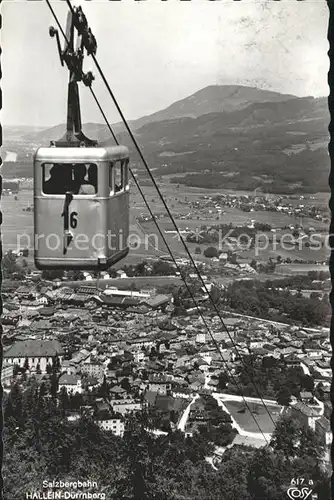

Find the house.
[
  {"left": 290, "top": 401, "right": 322, "bottom": 431},
  {"left": 148, "top": 374, "right": 171, "bottom": 395},
  {"left": 58, "top": 374, "right": 82, "bottom": 394},
  {"left": 1, "top": 362, "right": 14, "bottom": 386},
  {"left": 66, "top": 410, "right": 81, "bottom": 422},
  {"left": 35, "top": 295, "right": 48, "bottom": 305},
  {"left": 128, "top": 338, "right": 154, "bottom": 350},
  {"left": 142, "top": 295, "right": 171, "bottom": 310},
  {"left": 4, "top": 339, "right": 64, "bottom": 374},
  {"left": 229, "top": 434, "right": 265, "bottom": 449},
  {"left": 80, "top": 362, "right": 105, "bottom": 381},
  {"left": 16, "top": 286, "right": 33, "bottom": 299},
  {"left": 110, "top": 385, "right": 128, "bottom": 399},
  {"left": 132, "top": 349, "right": 146, "bottom": 364},
  {"left": 315, "top": 416, "right": 332, "bottom": 447},
  {"left": 300, "top": 392, "right": 315, "bottom": 404},
  {"left": 95, "top": 411, "right": 125, "bottom": 436},
  {"left": 71, "top": 349, "right": 92, "bottom": 366},
  {"left": 84, "top": 376, "right": 100, "bottom": 391},
  {"left": 197, "top": 358, "right": 210, "bottom": 372},
  {"left": 172, "top": 387, "right": 194, "bottom": 400},
  {"left": 61, "top": 360, "right": 77, "bottom": 375},
  {"left": 219, "top": 252, "right": 228, "bottom": 263},
  {"left": 2, "top": 314, "right": 21, "bottom": 326},
  {"left": 109, "top": 399, "right": 142, "bottom": 415},
  {"left": 196, "top": 333, "right": 206, "bottom": 344}
]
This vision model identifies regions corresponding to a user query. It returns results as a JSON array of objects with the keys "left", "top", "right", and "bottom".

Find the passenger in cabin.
[
  {"left": 114, "top": 172, "right": 122, "bottom": 193},
  {"left": 73, "top": 163, "right": 90, "bottom": 194},
  {"left": 87, "top": 164, "right": 97, "bottom": 192},
  {"left": 63, "top": 165, "right": 73, "bottom": 193},
  {"left": 78, "top": 164, "right": 97, "bottom": 194},
  {"left": 44, "top": 164, "right": 69, "bottom": 194}
]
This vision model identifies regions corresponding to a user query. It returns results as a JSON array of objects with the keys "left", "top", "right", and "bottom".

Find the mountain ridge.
[
  {"left": 4, "top": 85, "right": 329, "bottom": 193},
  {"left": 21, "top": 84, "right": 300, "bottom": 144}
]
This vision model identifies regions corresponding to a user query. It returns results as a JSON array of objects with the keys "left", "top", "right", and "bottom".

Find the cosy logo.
[
  {"left": 287, "top": 478, "right": 316, "bottom": 500},
  {"left": 287, "top": 487, "right": 314, "bottom": 499}
]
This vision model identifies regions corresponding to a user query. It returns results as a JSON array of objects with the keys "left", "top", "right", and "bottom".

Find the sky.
[{"left": 1, "top": 0, "right": 330, "bottom": 128}]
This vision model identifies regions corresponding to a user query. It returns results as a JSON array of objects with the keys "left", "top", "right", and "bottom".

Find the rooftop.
[{"left": 4, "top": 339, "right": 64, "bottom": 358}]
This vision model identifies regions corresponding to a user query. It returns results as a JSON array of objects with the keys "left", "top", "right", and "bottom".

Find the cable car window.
[
  {"left": 42, "top": 163, "right": 97, "bottom": 195},
  {"left": 109, "top": 161, "right": 124, "bottom": 194}
]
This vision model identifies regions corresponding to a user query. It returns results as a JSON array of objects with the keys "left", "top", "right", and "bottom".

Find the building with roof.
[
  {"left": 315, "top": 416, "right": 332, "bottom": 447},
  {"left": 61, "top": 360, "right": 77, "bottom": 375},
  {"left": 95, "top": 411, "right": 125, "bottom": 436},
  {"left": 4, "top": 339, "right": 64, "bottom": 374},
  {"left": 142, "top": 294, "right": 171, "bottom": 310},
  {"left": 80, "top": 362, "right": 105, "bottom": 381},
  {"left": 290, "top": 401, "right": 322, "bottom": 432},
  {"left": 229, "top": 434, "right": 265, "bottom": 449},
  {"left": 110, "top": 385, "right": 128, "bottom": 399},
  {"left": 1, "top": 362, "right": 14, "bottom": 386},
  {"left": 58, "top": 374, "right": 82, "bottom": 394},
  {"left": 109, "top": 399, "right": 142, "bottom": 416},
  {"left": 148, "top": 374, "right": 171, "bottom": 395}
]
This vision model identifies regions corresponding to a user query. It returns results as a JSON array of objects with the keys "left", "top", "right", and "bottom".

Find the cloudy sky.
[{"left": 1, "top": 0, "right": 329, "bottom": 127}]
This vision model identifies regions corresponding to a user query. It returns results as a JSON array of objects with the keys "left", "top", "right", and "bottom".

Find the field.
[
  {"left": 222, "top": 400, "right": 282, "bottom": 434},
  {"left": 1, "top": 191, "right": 34, "bottom": 251},
  {"left": 1, "top": 184, "right": 329, "bottom": 271}
]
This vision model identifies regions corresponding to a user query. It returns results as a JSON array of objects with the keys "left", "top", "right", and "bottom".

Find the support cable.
[{"left": 45, "top": 0, "right": 275, "bottom": 438}]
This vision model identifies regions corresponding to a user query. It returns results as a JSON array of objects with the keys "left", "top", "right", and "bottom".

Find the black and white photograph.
[{"left": 0, "top": 1, "right": 332, "bottom": 499}]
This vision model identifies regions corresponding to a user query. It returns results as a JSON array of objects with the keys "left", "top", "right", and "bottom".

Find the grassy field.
[
  {"left": 223, "top": 400, "right": 282, "bottom": 434},
  {"left": 1, "top": 191, "right": 34, "bottom": 251},
  {"left": 1, "top": 186, "right": 329, "bottom": 269}
]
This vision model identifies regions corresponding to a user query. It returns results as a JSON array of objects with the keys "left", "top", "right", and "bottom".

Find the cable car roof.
[{"left": 34, "top": 145, "right": 129, "bottom": 162}]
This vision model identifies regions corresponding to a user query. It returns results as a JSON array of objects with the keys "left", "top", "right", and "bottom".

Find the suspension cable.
[{"left": 44, "top": 0, "right": 275, "bottom": 437}]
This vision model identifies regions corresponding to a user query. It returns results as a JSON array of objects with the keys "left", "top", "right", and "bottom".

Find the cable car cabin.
[{"left": 34, "top": 146, "right": 130, "bottom": 270}]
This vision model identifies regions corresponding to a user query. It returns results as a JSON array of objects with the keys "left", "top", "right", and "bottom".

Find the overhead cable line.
[
  {"left": 63, "top": 0, "right": 276, "bottom": 433},
  {"left": 82, "top": 25, "right": 278, "bottom": 429},
  {"left": 45, "top": 0, "right": 274, "bottom": 439}
]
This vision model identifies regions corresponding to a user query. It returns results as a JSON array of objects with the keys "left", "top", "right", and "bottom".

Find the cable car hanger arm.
[{"left": 48, "top": 4, "right": 97, "bottom": 147}]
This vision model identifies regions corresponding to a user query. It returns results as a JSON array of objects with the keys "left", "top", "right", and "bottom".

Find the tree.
[
  {"left": 151, "top": 260, "right": 175, "bottom": 276},
  {"left": 298, "top": 426, "right": 325, "bottom": 460},
  {"left": 108, "top": 268, "right": 117, "bottom": 278},
  {"left": 250, "top": 259, "right": 257, "bottom": 270},
  {"left": 276, "top": 387, "right": 292, "bottom": 406},
  {"left": 23, "top": 358, "right": 30, "bottom": 372},
  {"left": 270, "top": 415, "right": 301, "bottom": 458},
  {"left": 121, "top": 377, "right": 131, "bottom": 392},
  {"left": 247, "top": 447, "right": 288, "bottom": 500},
  {"left": 300, "top": 374, "right": 314, "bottom": 392},
  {"left": 2, "top": 251, "right": 26, "bottom": 279},
  {"left": 41, "top": 269, "right": 64, "bottom": 280},
  {"left": 217, "top": 372, "right": 229, "bottom": 391},
  {"left": 13, "top": 364, "right": 21, "bottom": 377},
  {"left": 203, "top": 246, "right": 219, "bottom": 258},
  {"left": 52, "top": 355, "right": 61, "bottom": 372},
  {"left": 210, "top": 285, "right": 221, "bottom": 304},
  {"left": 59, "top": 387, "right": 70, "bottom": 414},
  {"left": 50, "top": 372, "right": 59, "bottom": 399},
  {"left": 46, "top": 363, "right": 53, "bottom": 375},
  {"left": 230, "top": 253, "right": 238, "bottom": 264},
  {"left": 135, "top": 261, "right": 148, "bottom": 276},
  {"left": 39, "top": 382, "right": 47, "bottom": 400}
]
